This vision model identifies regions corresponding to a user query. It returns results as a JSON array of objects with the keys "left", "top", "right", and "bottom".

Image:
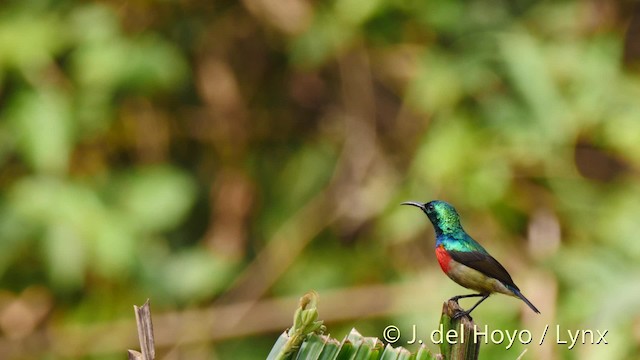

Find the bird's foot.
[{"left": 452, "top": 310, "right": 472, "bottom": 321}]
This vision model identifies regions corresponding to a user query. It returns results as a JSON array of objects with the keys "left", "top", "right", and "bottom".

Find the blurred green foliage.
[{"left": 1, "top": 0, "right": 640, "bottom": 359}]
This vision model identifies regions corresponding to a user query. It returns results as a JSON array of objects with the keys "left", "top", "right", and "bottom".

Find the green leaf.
[
  {"left": 353, "top": 336, "right": 383, "bottom": 360},
  {"left": 267, "top": 331, "right": 292, "bottom": 360},
  {"left": 317, "top": 338, "right": 341, "bottom": 360},
  {"left": 395, "top": 348, "right": 412, "bottom": 360},
  {"left": 290, "top": 12, "right": 354, "bottom": 67},
  {"left": 91, "top": 213, "right": 136, "bottom": 278},
  {"left": 334, "top": 339, "right": 355, "bottom": 360},
  {"left": 295, "top": 333, "right": 327, "bottom": 360},
  {"left": 70, "top": 4, "right": 187, "bottom": 94},
  {"left": 114, "top": 165, "right": 197, "bottom": 233},
  {"left": 378, "top": 344, "right": 399, "bottom": 360},
  {"left": 0, "top": 8, "right": 67, "bottom": 71},
  {"left": 334, "top": 0, "right": 385, "bottom": 26},
  {"left": 414, "top": 345, "right": 435, "bottom": 360},
  {"left": 406, "top": 52, "right": 464, "bottom": 113},
  {"left": 118, "top": 36, "right": 188, "bottom": 93},
  {"left": 163, "top": 250, "right": 236, "bottom": 302},
  {"left": 5, "top": 89, "right": 72, "bottom": 174},
  {"left": 499, "top": 31, "right": 569, "bottom": 145},
  {"left": 42, "top": 223, "right": 87, "bottom": 290}
]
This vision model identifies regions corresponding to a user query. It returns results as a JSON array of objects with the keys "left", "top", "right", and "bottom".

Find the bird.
[{"left": 401, "top": 200, "right": 540, "bottom": 319}]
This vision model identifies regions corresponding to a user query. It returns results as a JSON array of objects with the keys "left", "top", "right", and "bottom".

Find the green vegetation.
[{"left": 267, "top": 292, "right": 445, "bottom": 360}]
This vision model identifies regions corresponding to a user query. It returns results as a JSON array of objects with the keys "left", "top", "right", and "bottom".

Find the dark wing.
[{"left": 447, "top": 250, "right": 519, "bottom": 290}]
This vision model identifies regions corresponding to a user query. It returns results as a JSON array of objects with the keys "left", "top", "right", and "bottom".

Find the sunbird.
[{"left": 402, "top": 200, "right": 540, "bottom": 319}]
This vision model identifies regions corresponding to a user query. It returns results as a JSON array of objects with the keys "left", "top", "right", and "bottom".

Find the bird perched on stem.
[{"left": 402, "top": 200, "right": 540, "bottom": 319}]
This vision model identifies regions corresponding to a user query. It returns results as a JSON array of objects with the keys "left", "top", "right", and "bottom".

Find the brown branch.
[
  {"left": 128, "top": 300, "right": 155, "bottom": 360},
  {"left": 439, "top": 300, "right": 480, "bottom": 360}
]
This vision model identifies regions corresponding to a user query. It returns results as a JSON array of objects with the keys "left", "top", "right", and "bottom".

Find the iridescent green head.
[{"left": 401, "top": 200, "right": 462, "bottom": 235}]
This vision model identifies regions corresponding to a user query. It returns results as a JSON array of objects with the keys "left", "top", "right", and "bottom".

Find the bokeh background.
[{"left": 1, "top": 0, "right": 640, "bottom": 359}]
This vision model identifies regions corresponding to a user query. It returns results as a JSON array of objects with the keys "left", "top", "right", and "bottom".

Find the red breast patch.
[{"left": 435, "top": 245, "right": 452, "bottom": 273}]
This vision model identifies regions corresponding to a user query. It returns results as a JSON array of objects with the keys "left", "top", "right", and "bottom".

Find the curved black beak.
[{"left": 401, "top": 201, "right": 425, "bottom": 209}]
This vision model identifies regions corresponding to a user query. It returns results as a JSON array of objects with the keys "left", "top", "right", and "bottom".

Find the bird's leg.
[
  {"left": 449, "top": 293, "right": 486, "bottom": 320},
  {"left": 452, "top": 294, "right": 490, "bottom": 320},
  {"left": 449, "top": 293, "right": 485, "bottom": 302}
]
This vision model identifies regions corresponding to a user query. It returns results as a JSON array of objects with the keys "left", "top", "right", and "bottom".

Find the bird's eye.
[{"left": 426, "top": 203, "right": 434, "bottom": 211}]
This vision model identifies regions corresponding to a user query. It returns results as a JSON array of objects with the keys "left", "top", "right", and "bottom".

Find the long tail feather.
[{"left": 509, "top": 287, "right": 540, "bottom": 314}]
